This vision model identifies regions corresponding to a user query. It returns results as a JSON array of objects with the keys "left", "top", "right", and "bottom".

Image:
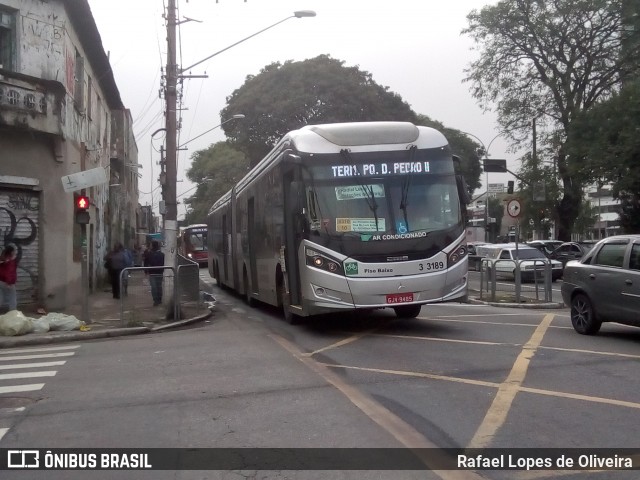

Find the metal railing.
[
  {"left": 480, "top": 258, "right": 553, "bottom": 303},
  {"left": 117, "top": 255, "right": 203, "bottom": 327}
]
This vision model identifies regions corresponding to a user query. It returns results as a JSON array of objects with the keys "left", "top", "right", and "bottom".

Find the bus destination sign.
[{"left": 331, "top": 161, "right": 430, "bottom": 178}]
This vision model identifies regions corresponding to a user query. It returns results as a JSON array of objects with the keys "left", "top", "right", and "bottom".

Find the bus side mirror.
[{"left": 456, "top": 175, "right": 471, "bottom": 205}]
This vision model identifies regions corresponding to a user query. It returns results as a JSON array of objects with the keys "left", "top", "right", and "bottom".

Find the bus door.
[
  {"left": 283, "top": 169, "right": 302, "bottom": 306},
  {"left": 222, "top": 213, "right": 229, "bottom": 282},
  {"left": 247, "top": 197, "right": 258, "bottom": 293}
]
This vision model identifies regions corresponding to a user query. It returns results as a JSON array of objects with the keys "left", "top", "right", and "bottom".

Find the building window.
[
  {"left": 87, "top": 75, "right": 93, "bottom": 119},
  {"left": 74, "top": 48, "right": 85, "bottom": 110},
  {"left": 0, "top": 8, "right": 16, "bottom": 71}
]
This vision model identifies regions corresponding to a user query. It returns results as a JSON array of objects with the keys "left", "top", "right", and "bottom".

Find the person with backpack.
[
  {"left": 122, "top": 246, "right": 134, "bottom": 296},
  {"left": 144, "top": 240, "right": 165, "bottom": 306},
  {"left": 105, "top": 243, "right": 127, "bottom": 299}
]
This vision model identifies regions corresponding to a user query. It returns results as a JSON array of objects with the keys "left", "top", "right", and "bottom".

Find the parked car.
[
  {"left": 467, "top": 241, "right": 490, "bottom": 271},
  {"left": 477, "top": 243, "right": 563, "bottom": 282},
  {"left": 527, "top": 240, "right": 563, "bottom": 257},
  {"left": 548, "top": 241, "right": 595, "bottom": 268},
  {"left": 561, "top": 235, "right": 640, "bottom": 335}
]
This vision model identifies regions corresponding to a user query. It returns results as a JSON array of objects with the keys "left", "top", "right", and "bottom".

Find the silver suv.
[{"left": 561, "top": 235, "right": 640, "bottom": 335}]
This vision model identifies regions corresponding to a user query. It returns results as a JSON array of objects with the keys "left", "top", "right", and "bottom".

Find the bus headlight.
[
  {"left": 447, "top": 242, "right": 468, "bottom": 268},
  {"left": 305, "top": 247, "right": 344, "bottom": 275}
]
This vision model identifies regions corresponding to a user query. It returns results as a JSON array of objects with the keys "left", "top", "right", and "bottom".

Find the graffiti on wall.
[
  {"left": 21, "top": 16, "right": 65, "bottom": 67},
  {"left": 0, "top": 191, "right": 40, "bottom": 305}
]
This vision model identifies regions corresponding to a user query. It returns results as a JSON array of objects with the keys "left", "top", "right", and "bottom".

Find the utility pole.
[{"left": 164, "top": 0, "right": 178, "bottom": 285}]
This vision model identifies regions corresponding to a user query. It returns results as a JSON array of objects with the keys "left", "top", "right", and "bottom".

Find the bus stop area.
[{"left": 0, "top": 259, "right": 214, "bottom": 348}]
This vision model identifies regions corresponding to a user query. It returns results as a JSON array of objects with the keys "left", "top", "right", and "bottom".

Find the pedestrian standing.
[
  {"left": 105, "top": 243, "right": 127, "bottom": 299},
  {"left": 144, "top": 240, "right": 165, "bottom": 306},
  {"left": 0, "top": 245, "right": 18, "bottom": 312}
]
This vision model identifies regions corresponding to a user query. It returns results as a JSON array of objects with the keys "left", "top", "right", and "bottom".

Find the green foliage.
[
  {"left": 568, "top": 80, "right": 640, "bottom": 233},
  {"left": 515, "top": 152, "right": 561, "bottom": 239},
  {"left": 416, "top": 115, "right": 483, "bottom": 194},
  {"left": 221, "top": 55, "right": 417, "bottom": 165},
  {"left": 183, "top": 142, "right": 249, "bottom": 224},
  {"left": 463, "top": 0, "right": 640, "bottom": 240}
]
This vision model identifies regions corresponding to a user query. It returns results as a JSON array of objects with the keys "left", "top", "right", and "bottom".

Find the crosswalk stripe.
[
  {"left": 0, "top": 428, "right": 8, "bottom": 441},
  {"left": 0, "top": 384, "right": 45, "bottom": 394},
  {"left": 0, "top": 371, "right": 57, "bottom": 381},
  {"left": 0, "top": 352, "right": 75, "bottom": 362},
  {"left": 0, "top": 361, "right": 66, "bottom": 370},
  {"left": 0, "top": 345, "right": 80, "bottom": 355}
]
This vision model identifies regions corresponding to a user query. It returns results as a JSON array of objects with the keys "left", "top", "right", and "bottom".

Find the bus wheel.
[
  {"left": 243, "top": 269, "right": 257, "bottom": 307},
  {"left": 393, "top": 304, "right": 422, "bottom": 319},
  {"left": 277, "top": 279, "right": 300, "bottom": 325}
]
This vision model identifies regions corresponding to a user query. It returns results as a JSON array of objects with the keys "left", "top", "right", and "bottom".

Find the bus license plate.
[{"left": 386, "top": 293, "right": 414, "bottom": 304}]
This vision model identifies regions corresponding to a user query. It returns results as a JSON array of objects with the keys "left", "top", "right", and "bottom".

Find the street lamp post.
[
  {"left": 162, "top": 1, "right": 315, "bottom": 319},
  {"left": 178, "top": 114, "right": 245, "bottom": 149}
]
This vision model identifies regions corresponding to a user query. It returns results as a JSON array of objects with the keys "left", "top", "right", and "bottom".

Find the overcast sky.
[{"left": 88, "top": 0, "right": 517, "bottom": 219}]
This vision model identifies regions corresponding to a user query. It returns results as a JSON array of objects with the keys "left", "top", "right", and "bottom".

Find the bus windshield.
[
  {"left": 305, "top": 175, "right": 461, "bottom": 239},
  {"left": 186, "top": 231, "right": 207, "bottom": 251}
]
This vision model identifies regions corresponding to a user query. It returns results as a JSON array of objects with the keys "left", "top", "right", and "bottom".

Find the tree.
[
  {"left": 183, "top": 141, "right": 249, "bottom": 224},
  {"left": 515, "top": 152, "right": 561, "bottom": 239},
  {"left": 567, "top": 80, "right": 640, "bottom": 233},
  {"left": 416, "top": 115, "right": 483, "bottom": 194},
  {"left": 221, "top": 55, "right": 417, "bottom": 165},
  {"left": 463, "top": 0, "right": 640, "bottom": 240}
]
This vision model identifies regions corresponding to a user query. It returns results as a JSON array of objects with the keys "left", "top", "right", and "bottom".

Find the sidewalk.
[{"left": 0, "top": 284, "right": 213, "bottom": 349}]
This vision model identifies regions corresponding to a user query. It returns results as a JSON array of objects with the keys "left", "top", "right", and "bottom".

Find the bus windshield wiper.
[
  {"left": 340, "top": 149, "right": 379, "bottom": 231},
  {"left": 399, "top": 146, "right": 417, "bottom": 231}
]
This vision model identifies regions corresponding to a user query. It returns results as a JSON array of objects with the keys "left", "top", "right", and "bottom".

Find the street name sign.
[
  {"left": 61, "top": 167, "right": 107, "bottom": 193},
  {"left": 488, "top": 183, "right": 504, "bottom": 193}
]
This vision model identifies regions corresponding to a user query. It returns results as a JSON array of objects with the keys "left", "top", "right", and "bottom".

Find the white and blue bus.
[{"left": 207, "top": 121, "right": 469, "bottom": 322}]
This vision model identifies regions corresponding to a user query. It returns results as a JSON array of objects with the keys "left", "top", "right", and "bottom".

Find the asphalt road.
[{"left": 0, "top": 270, "right": 637, "bottom": 480}]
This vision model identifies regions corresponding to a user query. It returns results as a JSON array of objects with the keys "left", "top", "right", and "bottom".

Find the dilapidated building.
[{"left": 0, "top": 0, "right": 138, "bottom": 310}]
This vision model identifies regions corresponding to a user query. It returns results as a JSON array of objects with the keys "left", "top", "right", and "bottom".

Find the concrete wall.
[{"left": 0, "top": 0, "right": 132, "bottom": 309}]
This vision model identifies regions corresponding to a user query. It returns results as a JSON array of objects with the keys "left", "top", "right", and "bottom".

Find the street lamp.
[
  {"left": 178, "top": 114, "right": 245, "bottom": 149},
  {"left": 162, "top": 2, "right": 316, "bottom": 321},
  {"left": 179, "top": 11, "right": 317, "bottom": 74}
]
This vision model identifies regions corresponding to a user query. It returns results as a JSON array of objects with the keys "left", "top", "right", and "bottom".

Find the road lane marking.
[
  {"left": 0, "top": 384, "right": 45, "bottom": 394},
  {"left": 0, "top": 345, "right": 80, "bottom": 355},
  {"left": 303, "top": 331, "right": 375, "bottom": 357},
  {"left": 0, "top": 361, "right": 67, "bottom": 370},
  {"left": 427, "top": 317, "right": 573, "bottom": 329},
  {"left": 468, "top": 313, "right": 554, "bottom": 448},
  {"left": 0, "top": 428, "right": 8, "bottom": 442},
  {"left": 0, "top": 371, "right": 57, "bottom": 381},
  {"left": 540, "top": 345, "right": 640, "bottom": 360},
  {"left": 0, "top": 352, "right": 75, "bottom": 362},
  {"left": 320, "top": 363, "right": 500, "bottom": 389},
  {"left": 433, "top": 313, "right": 530, "bottom": 318},
  {"left": 371, "top": 333, "right": 516, "bottom": 347},
  {"left": 518, "top": 385, "right": 640, "bottom": 410},
  {"left": 270, "top": 334, "right": 484, "bottom": 480}
]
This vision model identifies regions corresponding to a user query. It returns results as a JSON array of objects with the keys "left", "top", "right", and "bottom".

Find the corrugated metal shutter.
[{"left": 0, "top": 188, "right": 40, "bottom": 306}]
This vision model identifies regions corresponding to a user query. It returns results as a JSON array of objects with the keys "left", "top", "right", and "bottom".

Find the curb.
[
  {"left": 468, "top": 297, "right": 566, "bottom": 309},
  {"left": 0, "top": 311, "right": 213, "bottom": 348}
]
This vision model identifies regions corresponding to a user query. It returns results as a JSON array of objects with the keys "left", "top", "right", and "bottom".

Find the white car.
[{"left": 477, "top": 244, "right": 563, "bottom": 282}]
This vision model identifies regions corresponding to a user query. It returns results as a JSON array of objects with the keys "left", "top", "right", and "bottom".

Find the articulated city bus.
[
  {"left": 178, "top": 224, "right": 208, "bottom": 266},
  {"left": 207, "top": 121, "right": 469, "bottom": 323}
]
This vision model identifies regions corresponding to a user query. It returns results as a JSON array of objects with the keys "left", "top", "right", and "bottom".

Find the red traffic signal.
[
  {"left": 76, "top": 195, "right": 90, "bottom": 210},
  {"left": 74, "top": 194, "right": 91, "bottom": 224}
]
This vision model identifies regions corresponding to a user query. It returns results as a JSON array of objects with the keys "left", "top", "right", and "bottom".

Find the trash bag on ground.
[
  {"left": 31, "top": 317, "right": 51, "bottom": 333},
  {"left": 0, "top": 311, "right": 35, "bottom": 336},
  {"left": 42, "top": 313, "right": 84, "bottom": 331}
]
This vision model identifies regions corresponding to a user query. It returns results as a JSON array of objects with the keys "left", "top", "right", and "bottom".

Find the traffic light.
[
  {"left": 75, "top": 194, "right": 91, "bottom": 224},
  {"left": 507, "top": 181, "right": 515, "bottom": 194}
]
